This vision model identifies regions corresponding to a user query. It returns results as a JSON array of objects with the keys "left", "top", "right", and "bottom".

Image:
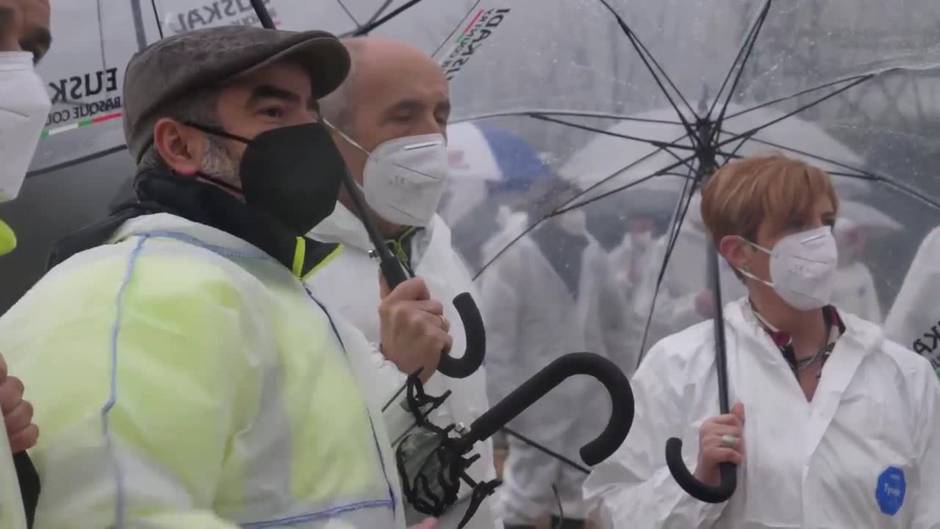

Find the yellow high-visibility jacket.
[{"left": 0, "top": 212, "right": 405, "bottom": 529}]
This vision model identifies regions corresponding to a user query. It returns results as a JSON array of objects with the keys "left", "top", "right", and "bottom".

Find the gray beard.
[{"left": 201, "top": 137, "right": 241, "bottom": 191}]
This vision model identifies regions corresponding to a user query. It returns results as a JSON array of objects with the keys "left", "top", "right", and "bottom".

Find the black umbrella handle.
[
  {"left": 664, "top": 241, "right": 737, "bottom": 503},
  {"left": 665, "top": 439, "right": 737, "bottom": 503},
  {"left": 342, "top": 164, "right": 484, "bottom": 379},
  {"left": 438, "top": 292, "right": 486, "bottom": 378},
  {"left": 15, "top": 451, "right": 39, "bottom": 528},
  {"left": 458, "top": 352, "right": 634, "bottom": 465}
]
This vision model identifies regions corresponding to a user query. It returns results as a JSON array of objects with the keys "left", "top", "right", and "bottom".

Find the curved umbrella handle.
[
  {"left": 665, "top": 438, "right": 736, "bottom": 503},
  {"left": 436, "top": 292, "right": 486, "bottom": 378},
  {"left": 380, "top": 258, "right": 484, "bottom": 379},
  {"left": 664, "top": 239, "right": 737, "bottom": 503},
  {"left": 458, "top": 352, "right": 634, "bottom": 465}
]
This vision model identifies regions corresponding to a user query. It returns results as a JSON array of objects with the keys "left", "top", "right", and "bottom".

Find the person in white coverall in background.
[
  {"left": 886, "top": 225, "right": 940, "bottom": 377},
  {"left": 632, "top": 193, "right": 746, "bottom": 354},
  {"left": 477, "top": 141, "right": 630, "bottom": 528},
  {"left": 607, "top": 213, "right": 663, "bottom": 367},
  {"left": 831, "top": 215, "right": 884, "bottom": 322},
  {"left": 609, "top": 215, "right": 658, "bottom": 298},
  {"left": 308, "top": 36, "right": 494, "bottom": 529},
  {"left": 442, "top": 122, "right": 559, "bottom": 273},
  {"left": 0, "top": 2, "right": 50, "bottom": 527},
  {"left": 585, "top": 154, "right": 940, "bottom": 528}
]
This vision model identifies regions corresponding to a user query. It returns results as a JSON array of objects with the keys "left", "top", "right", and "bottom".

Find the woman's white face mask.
[
  {"left": 0, "top": 52, "right": 51, "bottom": 203},
  {"left": 330, "top": 124, "right": 449, "bottom": 227},
  {"left": 735, "top": 226, "right": 839, "bottom": 311}
]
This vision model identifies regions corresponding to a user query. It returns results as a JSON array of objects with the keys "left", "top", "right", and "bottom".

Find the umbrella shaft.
[
  {"left": 707, "top": 242, "right": 731, "bottom": 415},
  {"left": 250, "top": 0, "right": 276, "bottom": 29}
]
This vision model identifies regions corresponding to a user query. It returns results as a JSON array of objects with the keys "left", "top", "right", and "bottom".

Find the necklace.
[{"left": 749, "top": 301, "right": 843, "bottom": 377}]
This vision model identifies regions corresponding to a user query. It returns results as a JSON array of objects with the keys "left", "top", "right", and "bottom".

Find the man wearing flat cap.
[{"left": 0, "top": 25, "right": 453, "bottom": 529}]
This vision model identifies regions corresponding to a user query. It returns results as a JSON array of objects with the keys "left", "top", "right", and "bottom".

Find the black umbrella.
[{"left": 395, "top": 352, "right": 635, "bottom": 528}]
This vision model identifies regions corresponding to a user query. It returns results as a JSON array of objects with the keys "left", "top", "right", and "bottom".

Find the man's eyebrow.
[
  {"left": 384, "top": 99, "right": 424, "bottom": 115},
  {"left": 248, "top": 84, "right": 320, "bottom": 113},
  {"left": 248, "top": 84, "right": 300, "bottom": 102},
  {"left": 248, "top": 84, "right": 303, "bottom": 106}
]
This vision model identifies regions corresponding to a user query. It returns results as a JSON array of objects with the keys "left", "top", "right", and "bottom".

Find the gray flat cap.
[{"left": 123, "top": 25, "right": 350, "bottom": 161}]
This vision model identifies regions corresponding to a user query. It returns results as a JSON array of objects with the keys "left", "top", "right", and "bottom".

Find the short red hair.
[{"left": 701, "top": 154, "right": 839, "bottom": 245}]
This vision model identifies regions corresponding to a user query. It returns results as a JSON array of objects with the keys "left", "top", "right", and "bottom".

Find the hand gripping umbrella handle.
[
  {"left": 663, "top": 241, "right": 736, "bottom": 503},
  {"left": 437, "top": 292, "right": 486, "bottom": 378},
  {"left": 458, "top": 352, "right": 634, "bottom": 465},
  {"left": 340, "top": 166, "right": 484, "bottom": 379},
  {"left": 665, "top": 439, "right": 736, "bottom": 503}
]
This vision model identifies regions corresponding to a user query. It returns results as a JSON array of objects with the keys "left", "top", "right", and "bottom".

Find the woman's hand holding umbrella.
[{"left": 694, "top": 402, "right": 746, "bottom": 487}]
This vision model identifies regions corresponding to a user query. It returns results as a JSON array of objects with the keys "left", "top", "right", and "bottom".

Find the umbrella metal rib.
[
  {"left": 453, "top": 109, "right": 685, "bottom": 126},
  {"left": 707, "top": 0, "right": 773, "bottom": 120},
  {"left": 348, "top": 0, "right": 427, "bottom": 37},
  {"left": 431, "top": 0, "right": 484, "bottom": 59},
  {"left": 635, "top": 166, "right": 700, "bottom": 364},
  {"left": 364, "top": 0, "right": 395, "bottom": 26},
  {"left": 530, "top": 113, "right": 698, "bottom": 153},
  {"left": 335, "top": 0, "right": 362, "bottom": 26},
  {"left": 710, "top": 0, "right": 774, "bottom": 145},
  {"left": 473, "top": 151, "right": 697, "bottom": 282},
  {"left": 725, "top": 74, "right": 875, "bottom": 122},
  {"left": 149, "top": 0, "right": 164, "bottom": 39},
  {"left": 717, "top": 75, "right": 873, "bottom": 160},
  {"left": 717, "top": 141, "right": 940, "bottom": 211},
  {"left": 599, "top": 0, "right": 701, "bottom": 149}
]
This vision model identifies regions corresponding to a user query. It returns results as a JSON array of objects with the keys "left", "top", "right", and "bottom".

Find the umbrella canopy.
[
  {"left": 431, "top": 7, "right": 940, "bottom": 502},
  {"left": 427, "top": 0, "right": 940, "bottom": 339},
  {"left": 27, "top": 0, "right": 476, "bottom": 175},
  {"left": 836, "top": 200, "right": 904, "bottom": 238},
  {"left": 426, "top": 0, "right": 940, "bottom": 502}
]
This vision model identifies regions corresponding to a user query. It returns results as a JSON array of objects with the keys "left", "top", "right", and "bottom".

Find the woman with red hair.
[{"left": 585, "top": 155, "right": 940, "bottom": 528}]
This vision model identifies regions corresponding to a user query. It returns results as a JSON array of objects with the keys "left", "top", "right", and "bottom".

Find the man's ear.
[
  {"left": 153, "top": 118, "right": 205, "bottom": 176},
  {"left": 719, "top": 234, "right": 749, "bottom": 272}
]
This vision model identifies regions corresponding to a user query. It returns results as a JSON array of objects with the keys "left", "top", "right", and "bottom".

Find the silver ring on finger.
[{"left": 720, "top": 434, "right": 738, "bottom": 448}]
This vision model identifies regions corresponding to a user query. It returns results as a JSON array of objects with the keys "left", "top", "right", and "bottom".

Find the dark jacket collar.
[{"left": 49, "top": 168, "right": 338, "bottom": 277}]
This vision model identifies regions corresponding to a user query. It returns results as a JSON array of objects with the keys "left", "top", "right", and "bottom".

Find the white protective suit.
[
  {"left": 0, "top": 49, "right": 54, "bottom": 529},
  {"left": 830, "top": 212, "right": 895, "bottom": 323},
  {"left": 306, "top": 204, "right": 495, "bottom": 529},
  {"left": 480, "top": 212, "right": 631, "bottom": 524},
  {"left": 632, "top": 207, "right": 746, "bottom": 353},
  {"left": 886, "top": 225, "right": 940, "bottom": 375},
  {"left": 585, "top": 298, "right": 940, "bottom": 529},
  {"left": 608, "top": 231, "right": 658, "bottom": 369},
  {"left": 832, "top": 261, "right": 882, "bottom": 322}
]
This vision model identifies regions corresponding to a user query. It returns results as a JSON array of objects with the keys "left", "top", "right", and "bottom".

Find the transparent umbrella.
[
  {"left": 27, "top": 0, "right": 475, "bottom": 175},
  {"left": 425, "top": 0, "right": 940, "bottom": 505}
]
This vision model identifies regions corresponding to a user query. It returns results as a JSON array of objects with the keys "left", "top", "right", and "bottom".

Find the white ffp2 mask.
[
  {"left": 0, "top": 52, "right": 51, "bottom": 202},
  {"left": 736, "top": 226, "right": 839, "bottom": 311},
  {"left": 333, "top": 127, "right": 448, "bottom": 227}
]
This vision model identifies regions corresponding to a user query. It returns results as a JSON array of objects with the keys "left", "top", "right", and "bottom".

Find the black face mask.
[{"left": 186, "top": 121, "right": 346, "bottom": 235}]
